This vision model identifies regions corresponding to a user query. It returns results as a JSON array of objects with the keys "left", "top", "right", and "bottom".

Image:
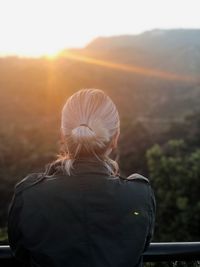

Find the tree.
[{"left": 146, "top": 140, "right": 200, "bottom": 241}]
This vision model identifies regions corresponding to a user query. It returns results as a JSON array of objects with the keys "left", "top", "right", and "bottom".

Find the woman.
[{"left": 8, "top": 88, "right": 156, "bottom": 267}]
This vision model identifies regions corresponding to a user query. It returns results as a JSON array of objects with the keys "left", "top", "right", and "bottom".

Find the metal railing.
[
  {"left": 0, "top": 242, "right": 200, "bottom": 266},
  {"left": 143, "top": 242, "right": 200, "bottom": 262}
]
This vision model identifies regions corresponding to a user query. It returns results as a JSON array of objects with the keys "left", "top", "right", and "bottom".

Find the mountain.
[
  {"left": 59, "top": 29, "right": 200, "bottom": 122},
  {"left": 63, "top": 29, "right": 200, "bottom": 76}
]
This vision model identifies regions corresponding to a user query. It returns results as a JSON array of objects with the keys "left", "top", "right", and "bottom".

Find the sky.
[{"left": 0, "top": 0, "right": 200, "bottom": 57}]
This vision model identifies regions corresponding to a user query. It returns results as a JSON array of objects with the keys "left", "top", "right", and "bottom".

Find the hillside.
[
  {"left": 59, "top": 29, "right": 200, "bottom": 121},
  {"left": 62, "top": 29, "right": 200, "bottom": 76}
]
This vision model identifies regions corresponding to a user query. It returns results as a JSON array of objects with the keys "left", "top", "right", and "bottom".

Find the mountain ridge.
[
  {"left": 61, "top": 29, "right": 200, "bottom": 77},
  {"left": 85, "top": 29, "right": 200, "bottom": 49}
]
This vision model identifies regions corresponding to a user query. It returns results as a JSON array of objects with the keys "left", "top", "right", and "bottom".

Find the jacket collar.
[
  {"left": 45, "top": 156, "right": 114, "bottom": 177},
  {"left": 72, "top": 157, "right": 114, "bottom": 176}
]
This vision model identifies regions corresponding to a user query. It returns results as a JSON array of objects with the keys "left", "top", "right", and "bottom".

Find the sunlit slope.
[
  {"left": 83, "top": 29, "right": 200, "bottom": 77},
  {"left": 59, "top": 29, "right": 200, "bottom": 120}
]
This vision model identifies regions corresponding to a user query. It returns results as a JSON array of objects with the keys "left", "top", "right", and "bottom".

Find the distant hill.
[
  {"left": 83, "top": 29, "right": 200, "bottom": 76},
  {"left": 60, "top": 29, "right": 200, "bottom": 121}
]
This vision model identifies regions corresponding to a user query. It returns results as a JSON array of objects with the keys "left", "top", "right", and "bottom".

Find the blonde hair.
[{"left": 58, "top": 88, "right": 120, "bottom": 176}]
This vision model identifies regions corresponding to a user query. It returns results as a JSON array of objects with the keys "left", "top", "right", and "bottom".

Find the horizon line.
[{"left": 0, "top": 27, "right": 200, "bottom": 59}]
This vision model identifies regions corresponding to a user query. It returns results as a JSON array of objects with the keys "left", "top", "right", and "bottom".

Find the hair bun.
[{"left": 71, "top": 124, "right": 96, "bottom": 144}]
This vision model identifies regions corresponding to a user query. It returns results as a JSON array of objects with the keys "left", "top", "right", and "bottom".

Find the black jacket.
[{"left": 7, "top": 157, "right": 156, "bottom": 267}]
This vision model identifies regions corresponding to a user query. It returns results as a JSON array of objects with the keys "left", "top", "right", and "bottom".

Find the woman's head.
[{"left": 60, "top": 88, "right": 120, "bottom": 175}]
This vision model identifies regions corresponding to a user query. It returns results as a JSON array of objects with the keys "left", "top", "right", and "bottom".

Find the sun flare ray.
[{"left": 63, "top": 52, "right": 194, "bottom": 82}]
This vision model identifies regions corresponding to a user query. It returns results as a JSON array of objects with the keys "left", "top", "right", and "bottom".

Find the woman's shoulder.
[
  {"left": 118, "top": 172, "right": 156, "bottom": 211},
  {"left": 14, "top": 160, "right": 64, "bottom": 195},
  {"left": 117, "top": 172, "right": 155, "bottom": 202},
  {"left": 15, "top": 172, "right": 45, "bottom": 194},
  {"left": 118, "top": 173, "right": 150, "bottom": 184}
]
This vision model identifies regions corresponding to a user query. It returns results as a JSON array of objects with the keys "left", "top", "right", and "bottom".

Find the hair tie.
[{"left": 79, "top": 124, "right": 93, "bottom": 131}]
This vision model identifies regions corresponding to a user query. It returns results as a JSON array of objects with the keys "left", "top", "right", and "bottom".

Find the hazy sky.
[{"left": 0, "top": 0, "right": 200, "bottom": 56}]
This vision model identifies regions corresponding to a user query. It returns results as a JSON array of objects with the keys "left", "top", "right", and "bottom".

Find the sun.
[
  {"left": 0, "top": 0, "right": 91, "bottom": 58},
  {"left": 1, "top": 0, "right": 199, "bottom": 57},
  {"left": 0, "top": 39, "right": 68, "bottom": 58}
]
